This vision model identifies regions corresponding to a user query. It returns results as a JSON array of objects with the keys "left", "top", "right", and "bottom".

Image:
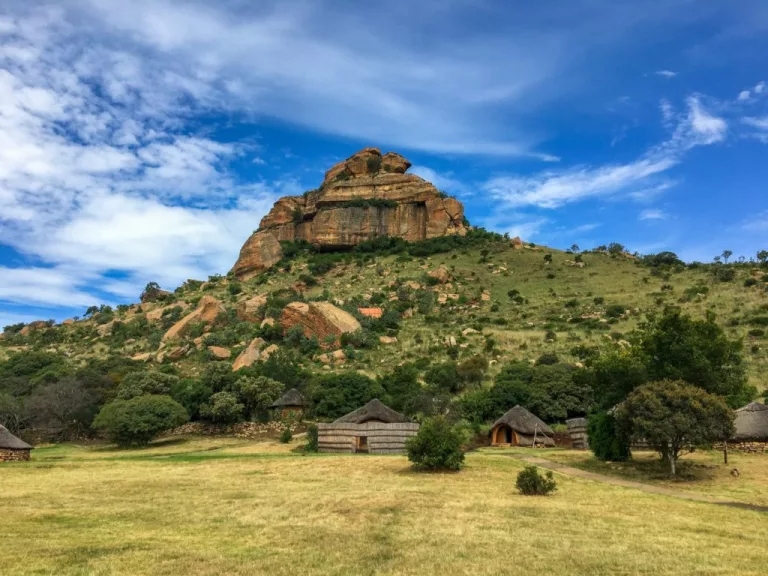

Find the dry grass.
[{"left": 2, "top": 438, "right": 767, "bottom": 575}]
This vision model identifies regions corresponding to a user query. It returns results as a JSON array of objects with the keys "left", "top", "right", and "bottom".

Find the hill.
[{"left": 1, "top": 151, "right": 766, "bottom": 438}]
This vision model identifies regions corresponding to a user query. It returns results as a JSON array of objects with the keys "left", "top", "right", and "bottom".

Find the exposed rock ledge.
[{"left": 230, "top": 147, "right": 467, "bottom": 279}]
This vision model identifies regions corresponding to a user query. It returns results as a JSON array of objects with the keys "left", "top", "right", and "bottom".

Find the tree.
[
  {"left": 405, "top": 416, "right": 465, "bottom": 471},
  {"left": 570, "top": 244, "right": 580, "bottom": 253},
  {"left": 232, "top": 375, "right": 284, "bottom": 419},
  {"left": 543, "top": 254, "right": 553, "bottom": 263},
  {"left": 721, "top": 250, "right": 733, "bottom": 264},
  {"left": 309, "top": 372, "right": 384, "bottom": 420},
  {"left": 575, "top": 352, "right": 647, "bottom": 411},
  {"left": 25, "top": 378, "right": 97, "bottom": 439},
  {"left": 92, "top": 395, "right": 188, "bottom": 447},
  {"left": 200, "top": 392, "right": 244, "bottom": 424},
  {"left": 379, "top": 363, "right": 423, "bottom": 416},
  {"left": 636, "top": 309, "right": 752, "bottom": 406},
  {"left": 616, "top": 380, "right": 734, "bottom": 475},
  {"left": 587, "top": 412, "right": 631, "bottom": 462},
  {"left": 757, "top": 250, "right": 768, "bottom": 265},
  {"left": 456, "top": 355, "right": 489, "bottom": 385},
  {"left": 0, "top": 392, "right": 27, "bottom": 434},
  {"left": 116, "top": 371, "right": 180, "bottom": 400},
  {"left": 424, "top": 362, "right": 463, "bottom": 394}
]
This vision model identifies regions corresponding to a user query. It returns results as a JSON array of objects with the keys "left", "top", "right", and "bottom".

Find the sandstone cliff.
[{"left": 230, "top": 147, "right": 467, "bottom": 279}]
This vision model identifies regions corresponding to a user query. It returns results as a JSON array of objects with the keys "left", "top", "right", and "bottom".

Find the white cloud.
[
  {"left": 639, "top": 209, "right": 667, "bottom": 220},
  {"left": 410, "top": 166, "right": 471, "bottom": 196},
  {"left": 756, "top": 81, "right": 766, "bottom": 95},
  {"left": 684, "top": 96, "right": 727, "bottom": 145},
  {"left": 742, "top": 116, "right": 768, "bottom": 130},
  {"left": 742, "top": 211, "right": 768, "bottom": 234},
  {"left": 660, "top": 98, "right": 674, "bottom": 123},
  {"left": 483, "top": 96, "right": 727, "bottom": 209},
  {"left": 655, "top": 70, "right": 677, "bottom": 78},
  {"left": 0, "top": 266, "right": 98, "bottom": 307},
  {"left": 738, "top": 90, "right": 751, "bottom": 101}
]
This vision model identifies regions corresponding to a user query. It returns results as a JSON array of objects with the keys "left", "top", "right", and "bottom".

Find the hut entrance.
[
  {"left": 493, "top": 425, "right": 513, "bottom": 445},
  {"left": 355, "top": 436, "right": 369, "bottom": 453}
]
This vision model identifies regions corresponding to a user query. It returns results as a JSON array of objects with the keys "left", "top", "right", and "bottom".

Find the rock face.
[
  {"left": 233, "top": 337, "right": 267, "bottom": 371},
  {"left": 230, "top": 148, "right": 468, "bottom": 278},
  {"left": 235, "top": 295, "right": 267, "bottom": 323},
  {"left": 162, "top": 295, "right": 226, "bottom": 342},
  {"left": 280, "top": 302, "right": 361, "bottom": 343}
]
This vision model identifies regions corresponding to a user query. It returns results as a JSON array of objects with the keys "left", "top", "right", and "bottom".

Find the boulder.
[
  {"left": 20, "top": 321, "right": 48, "bottom": 337},
  {"left": 140, "top": 285, "right": 171, "bottom": 303},
  {"left": 260, "top": 344, "right": 279, "bottom": 361},
  {"left": 510, "top": 236, "right": 524, "bottom": 249},
  {"left": 260, "top": 317, "right": 276, "bottom": 329},
  {"left": 96, "top": 320, "right": 116, "bottom": 338},
  {"left": 462, "top": 328, "right": 479, "bottom": 336},
  {"left": 162, "top": 295, "right": 226, "bottom": 342},
  {"left": 233, "top": 337, "right": 267, "bottom": 371},
  {"left": 230, "top": 230, "right": 284, "bottom": 281},
  {"left": 146, "top": 302, "right": 189, "bottom": 322},
  {"left": 62, "top": 318, "right": 75, "bottom": 326},
  {"left": 481, "top": 291, "right": 491, "bottom": 301},
  {"left": 131, "top": 352, "right": 152, "bottom": 362},
  {"left": 332, "top": 349, "right": 347, "bottom": 361},
  {"left": 280, "top": 302, "right": 361, "bottom": 344},
  {"left": 229, "top": 148, "right": 467, "bottom": 278},
  {"left": 379, "top": 336, "right": 398, "bottom": 345},
  {"left": 164, "top": 346, "right": 189, "bottom": 362},
  {"left": 445, "top": 336, "right": 457, "bottom": 347},
  {"left": 428, "top": 265, "right": 451, "bottom": 284},
  {"left": 208, "top": 346, "right": 232, "bottom": 359},
  {"left": 236, "top": 295, "right": 267, "bottom": 323}
]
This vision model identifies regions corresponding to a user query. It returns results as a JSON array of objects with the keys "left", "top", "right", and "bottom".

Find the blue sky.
[{"left": 1, "top": 0, "right": 767, "bottom": 327}]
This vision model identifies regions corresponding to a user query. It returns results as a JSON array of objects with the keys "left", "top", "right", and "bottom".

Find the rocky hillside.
[{"left": 230, "top": 148, "right": 467, "bottom": 279}]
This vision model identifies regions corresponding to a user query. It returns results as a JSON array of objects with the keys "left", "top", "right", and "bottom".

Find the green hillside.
[{"left": 1, "top": 233, "right": 766, "bottom": 439}]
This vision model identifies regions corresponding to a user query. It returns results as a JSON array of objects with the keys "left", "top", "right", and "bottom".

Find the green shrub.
[
  {"left": 744, "top": 278, "right": 758, "bottom": 288},
  {"left": 587, "top": 412, "right": 631, "bottom": 462},
  {"left": 279, "top": 427, "right": 293, "bottom": 443},
  {"left": 748, "top": 328, "right": 765, "bottom": 338},
  {"left": 200, "top": 391, "right": 244, "bottom": 423},
  {"left": 605, "top": 304, "right": 626, "bottom": 318},
  {"left": 305, "top": 424, "right": 319, "bottom": 452},
  {"left": 92, "top": 395, "right": 189, "bottom": 447},
  {"left": 515, "top": 465, "right": 557, "bottom": 495},
  {"left": 405, "top": 416, "right": 465, "bottom": 471}
]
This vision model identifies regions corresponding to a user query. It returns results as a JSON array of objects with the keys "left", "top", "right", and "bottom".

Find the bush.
[
  {"left": 405, "top": 416, "right": 465, "bottom": 471},
  {"left": 200, "top": 392, "right": 244, "bottom": 424},
  {"left": 516, "top": 465, "right": 557, "bottom": 496},
  {"left": 587, "top": 412, "right": 631, "bottom": 462},
  {"left": 92, "top": 395, "right": 189, "bottom": 447},
  {"left": 305, "top": 424, "right": 319, "bottom": 452},
  {"left": 279, "top": 427, "right": 293, "bottom": 443}
]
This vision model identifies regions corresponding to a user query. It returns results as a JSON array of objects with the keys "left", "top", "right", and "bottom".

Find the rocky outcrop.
[
  {"left": 233, "top": 337, "right": 266, "bottom": 371},
  {"left": 235, "top": 295, "right": 267, "bottom": 323},
  {"left": 208, "top": 346, "right": 232, "bottom": 360},
  {"left": 280, "top": 301, "right": 361, "bottom": 343},
  {"left": 162, "top": 295, "right": 226, "bottom": 342},
  {"left": 230, "top": 148, "right": 467, "bottom": 278},
  {"left": 20, "top": 321, "right": 48, "bottom": 337}
]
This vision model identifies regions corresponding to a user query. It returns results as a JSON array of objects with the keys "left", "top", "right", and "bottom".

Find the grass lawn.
[{"left": 2, "top": 438, "right": 767, "bottom": 575}]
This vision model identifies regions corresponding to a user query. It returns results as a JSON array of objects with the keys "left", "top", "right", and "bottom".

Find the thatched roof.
[
  {"left": 270, "top": 388, "right": 306, "bottom": 409},
  {"left": 333, "top": 399, "right": 411, "bottom": 424},
  {"left": 733, "top": 401, "right": 768, "bottom": 441},
  {"left": 492, "top": 405, "right": 554, "bottom": 436},
  {"left": 0, "top": 425, "right": 32, "bottom": 450}
]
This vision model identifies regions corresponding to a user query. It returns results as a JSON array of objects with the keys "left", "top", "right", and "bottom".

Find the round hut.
[
  {"left": 490, "top": 405, "right": 555, "bottom": 447},
  {"left": 270, "top": 388, "right": 307, "bottom": 419},
  {"left": 0, "top": 425, "right": 33, "bottom": 462},
  {"left": 731, "top": 401, "right": 768, "bottom": 452},
  {"left": 317, "top": 399, "right": 419, "bottom": 454}
]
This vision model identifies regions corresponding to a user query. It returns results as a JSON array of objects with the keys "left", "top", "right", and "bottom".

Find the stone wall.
[
  {"left": 0, "top": 449, "right": 30, "bottom": 462},
  {"left": 566, "top": 418, "right": 589, "bottom": 450},
  {"left": 714, "top": 441, "right": 767, "bottom": 454}
]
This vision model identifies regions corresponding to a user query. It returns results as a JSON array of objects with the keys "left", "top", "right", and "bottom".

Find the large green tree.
[
  {"left": 92, "top": 395, "right": 188, "bottom": 447},
  {"left": 616, "top": 380, "right": 734, "bottom": 475}
]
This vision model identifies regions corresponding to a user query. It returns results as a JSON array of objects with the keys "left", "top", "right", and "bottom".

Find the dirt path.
[{"left": 511, "top": 454, "right": 768, "bottom": 513}]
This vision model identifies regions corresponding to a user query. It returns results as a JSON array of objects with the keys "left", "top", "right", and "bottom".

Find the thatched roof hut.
[
  {"left": 733, "top": 402, "right": 768, "bottom": 441},
  {"left": 333, "top": 399, "right": 411, "bottom": 424},
  {"left": 490, "top": 405, "right": 555, "bottom": 447},
  {"left": 269, "top": 388, "right": 307, "bottom": 418},
  {"left": 318, "top": 400, "right": 418, "bottom": 454},
  {"left": 0, "top": 425, "right": 32, "bottom": 462}
]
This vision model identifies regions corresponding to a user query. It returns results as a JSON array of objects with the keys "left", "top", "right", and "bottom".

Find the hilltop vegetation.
[{"left": 1, "top": 232, "right": 767, "bottom": 442}]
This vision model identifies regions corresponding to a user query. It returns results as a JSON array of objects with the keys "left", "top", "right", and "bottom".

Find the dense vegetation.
[{"left": 2, "top": 235, "right": 767, "bottom": 448}]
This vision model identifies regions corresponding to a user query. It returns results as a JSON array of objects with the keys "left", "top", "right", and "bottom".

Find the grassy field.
[{"left": 2, "top": 438, "right": 767, "bottom": 575}]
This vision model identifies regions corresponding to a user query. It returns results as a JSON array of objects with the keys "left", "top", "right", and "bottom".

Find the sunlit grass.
[{"left": 2, "top": 437, "right": 767, "bottom": 575}]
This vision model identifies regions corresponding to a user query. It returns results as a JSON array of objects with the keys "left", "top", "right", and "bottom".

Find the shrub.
[
  {"left": 200, "top": 392, "right": 244, "bottom": 424},
  {"left": 605, "top": 304, "right": 626, "bottom": 318},
  {"left": 92, "top": 395, "right": 189, "bottom": 447},
  {"left": 516, "top": 465, "right": 557, "bottom": 496},
  {"left": 587, "top": 412, "right": 631, "bottom": 462},
  {"left": 535, "top": 352, "right": 559, "bottom": 366},
  {"left": 745, "top": 278, "right": 758, "bottom": 288},
  {"left": 405, "top": 416, "right": 465, "bottom": 471},
  {"left": 279, "top": 427, "right": 293, "bottom": 443},
  {"left": 305, "top": 424, "right": 319, "bottom": 452},
  {"left": 748, "top": 328, "right": 765, "bottom": 338}
]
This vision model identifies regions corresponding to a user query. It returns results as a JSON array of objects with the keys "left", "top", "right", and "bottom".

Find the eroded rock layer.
[{"left": 230, "top": 148, "right": 467, "bottom": 279}]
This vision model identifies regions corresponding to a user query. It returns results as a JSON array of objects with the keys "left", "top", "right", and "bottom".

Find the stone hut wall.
[
  {"left": 714, "top": 441, "right": 767, "bottom": 454},
  {"left": 0, "top": 449, "right": 30, "bottom": 462},
  {"left": 318, "top": 422, "right": 419, "bottom": 454},
  {"left": 566, "top": 418, "right": 589, "bottom": 450}
]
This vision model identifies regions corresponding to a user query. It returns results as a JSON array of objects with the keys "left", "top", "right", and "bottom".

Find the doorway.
[{"left": 356, "top": 436, "right": 369, "bottom": 453}]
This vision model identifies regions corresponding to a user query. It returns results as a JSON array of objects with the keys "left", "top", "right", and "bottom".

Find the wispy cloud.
[
  {"left": 742, "top": 116, "right": 768, "bottom": 130},
  {"left": 639, "top": 209, "right": 667, "bottom": 220},
  {"left": 655, "top": 70, "right": 677, "bottom": 78},
  {"left": 483, "top": 96, "right": 727, "bottom": 209}
]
